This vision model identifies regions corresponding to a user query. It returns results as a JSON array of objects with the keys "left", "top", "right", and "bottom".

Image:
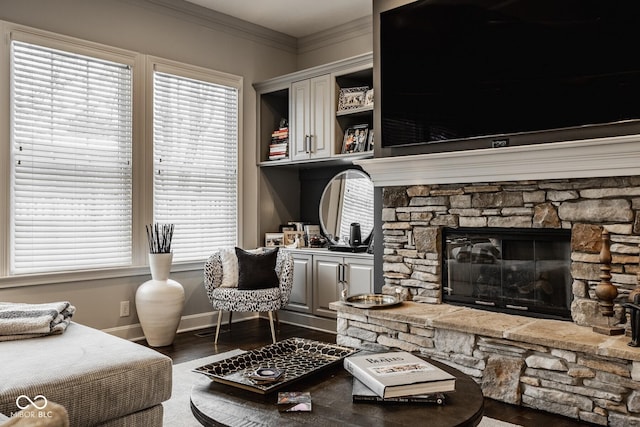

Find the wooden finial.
[
  {"left": 595, "top": 229, "right": 616, "bottom": 316},
  {"left": 593, "top": 229, "right": 624, "bottom": 335}
]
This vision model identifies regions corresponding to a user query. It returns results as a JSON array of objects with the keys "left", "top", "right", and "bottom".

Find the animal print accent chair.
[{"left": 203, "top": 248, "right": 294, "bottom": 313}]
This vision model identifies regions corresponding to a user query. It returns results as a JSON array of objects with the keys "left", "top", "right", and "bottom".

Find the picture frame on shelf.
[
  {"left": 364, "top": 88, "right": 374, "bottom": 107},
  {"left": 337, "top": 86, "right": 368, "bottom": 112},
  {"left": 287, "top": 221, "right": 305, "bottom": 232},
  {"left": 303, "top": 224, "right": 321, "bottom": 245},
  {"left": 303, "top": 224, "right": 320, "bottom": 238},
  {"left": 342, "top": 124, "right": 369, "bottom": 154},
  {"left": 265, "top": 233, "right": 284, "bottom": 247},
  {"left": 367, "top": 130, "right": 374, "bottom": 151},
  {"left": 283, "top": 230, "right": 305, "bottom": 248}
]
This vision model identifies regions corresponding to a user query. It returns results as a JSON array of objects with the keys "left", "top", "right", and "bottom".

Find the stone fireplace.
[
  {"left": 331, "top": 136, "right": 640, "bottom": 425},
  {"left": 378, "top": 176, "right": 640, "bottom": 328},
  {"left": 356, "top": 135, "right": 640, "bottom": 330}
]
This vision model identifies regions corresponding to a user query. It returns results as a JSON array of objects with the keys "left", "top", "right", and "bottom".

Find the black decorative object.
[
  {"left": 623, "top": 298, "right": 640, "bottom": 347},
  {"left": 193, "top": 338, "right": 357, "bottom": 394},
  {"left": 623, "top": 241, "right": 640, "bottom": 346}
]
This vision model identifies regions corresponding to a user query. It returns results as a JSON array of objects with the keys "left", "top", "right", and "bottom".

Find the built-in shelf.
[
  {"left": 336, "top": 105, "right": 373, "bottom": 117},
  {"left": 258, "top": 151, "right": 373, "bottom": 169}
]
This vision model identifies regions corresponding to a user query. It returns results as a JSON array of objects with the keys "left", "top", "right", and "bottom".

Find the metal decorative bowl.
[{"left": 343, "top": 293, "right": 402, "bottom": 309}]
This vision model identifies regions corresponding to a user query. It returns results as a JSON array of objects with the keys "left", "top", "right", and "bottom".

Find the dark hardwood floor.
[{"left": 142, "top": 318, "right": 590, "bottom": 427}]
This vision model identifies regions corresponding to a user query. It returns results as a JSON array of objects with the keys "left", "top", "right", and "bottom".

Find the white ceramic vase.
[{"left": 136, "top": 253, "right": 185, "bottom": 347}]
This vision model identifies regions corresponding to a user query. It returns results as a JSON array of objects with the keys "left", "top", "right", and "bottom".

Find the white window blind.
[
  {"left": 11, "top": 40, "right": 133, "bottom": 274},
  {"left": 153, "top": 71, "right": 238, "bottom": 262}
]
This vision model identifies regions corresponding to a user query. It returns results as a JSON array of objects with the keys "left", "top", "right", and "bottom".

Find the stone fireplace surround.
[{"left": 334, "top": 135, "right": 640, "bottom": 425}]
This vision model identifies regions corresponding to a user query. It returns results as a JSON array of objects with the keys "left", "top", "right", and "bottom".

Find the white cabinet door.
[
  {"left": 287, "top": 252, "right": 313, "bottom": 313},
  {"left": 309, "top": 74, "right": 332, "bottom": 158},
  {"left": 344, "top": 256, "right": 374, "bottom": 296},
  {"left": 312, "top": 253, "right": 374, "bottom": 318},
  {"left": 290, "top": 74, "right": 331, "bottom": 161},
  {"left": 313, "top": 254, "right": 341, "bottom": 318},
  {"left": 290, "top": 79, "right": 310, "bottom": 161}
]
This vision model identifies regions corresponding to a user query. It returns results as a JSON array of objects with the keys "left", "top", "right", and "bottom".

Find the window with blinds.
[
  {"left": 11, "top": 40, "right": 133, "bottom": 274},
  {"left": 153, "top": 70, "right": 238, "bottom": 262}
]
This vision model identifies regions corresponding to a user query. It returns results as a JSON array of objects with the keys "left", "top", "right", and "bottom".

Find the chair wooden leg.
[
  {"left": 228, "top": 311, "right": 233, "bottom": 328},
  {"left": 268, "top": 311, "right": 276, "bottom": 343},
  {"left": 214, "top": 310, "right": 223, "bottom": 344}
]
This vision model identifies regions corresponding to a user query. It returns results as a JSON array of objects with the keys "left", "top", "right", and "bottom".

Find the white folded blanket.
[{"left": 0, "top": 301, "right": 76, "bottom": 341}]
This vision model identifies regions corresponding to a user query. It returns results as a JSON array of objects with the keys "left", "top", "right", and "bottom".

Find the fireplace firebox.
[{"left": 442, "top": 228, "right": 572, "bottom": 320}]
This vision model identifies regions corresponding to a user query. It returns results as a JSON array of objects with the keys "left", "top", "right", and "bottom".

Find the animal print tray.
[{"left": 193, "top": 338, "right": 357, "bottom": 394}]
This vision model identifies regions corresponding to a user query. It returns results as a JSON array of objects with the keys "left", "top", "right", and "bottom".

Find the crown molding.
[
  {"left": 298, "top": 15, "right": 373, "bottom": 54},
  {"left": 355, "top": 135, "right": 640, "bottom": 187},
  {"left": 253, "top": 52, "right": 372, "bottom": 93},
  {"left": 129, "top": 0, "right": 297, "bottom": 53}
]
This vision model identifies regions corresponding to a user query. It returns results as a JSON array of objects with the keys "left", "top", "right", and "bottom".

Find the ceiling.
[{"left": 184, "top": 0, "right": 372, "bottom": 38}]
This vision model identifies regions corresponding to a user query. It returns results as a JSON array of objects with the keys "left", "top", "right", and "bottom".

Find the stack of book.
[
  {"left": 343, "top": 351, "right": 456, "bottom": 404},
  {"left": 269, "top": 127, "right": 289, "bottom": 160}
]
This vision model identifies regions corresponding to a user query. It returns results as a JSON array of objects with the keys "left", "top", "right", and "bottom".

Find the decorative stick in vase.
[{"left": 146, "top": 223, "right": 174, "bottom": 254}]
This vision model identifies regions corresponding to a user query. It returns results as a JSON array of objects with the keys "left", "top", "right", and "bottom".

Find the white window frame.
[
  {"left": 147, "top": 56, "right": 243, "bottom": 263},
  {"left": 0, "top": 22, "right": 243, "bottom": 288}
]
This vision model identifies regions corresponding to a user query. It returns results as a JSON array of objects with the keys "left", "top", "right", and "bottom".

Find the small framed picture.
[
  {"left": 304, "top": 224, "right": 322, "bottom": 246},
  {"left": 342, "top": 124, "right": 369, "bottom": 154},
  {"left": 303, "top": 224, "right": 320, "bottom": 238},
  {"left": 265, "top": 233, "right": 284, "bottom": 247},
  {"left": 367, "top": 130, "right": 374, "bottom": 151},
  {"left": 279, "top": 224, "right": 295, "bottom": 233},
  {"left": 337, "top": 86, "right": 368, "bottom": 111},
  {"left": 283, "top": 230, "right": 305, "bottom": 248},
  {"left": 364, "top": 88, "right": 374, "bottom": 107}
]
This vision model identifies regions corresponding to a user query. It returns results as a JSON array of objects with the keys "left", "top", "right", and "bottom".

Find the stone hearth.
[{"left": 330, "top": 300, "right": 640, "bottom": 426}]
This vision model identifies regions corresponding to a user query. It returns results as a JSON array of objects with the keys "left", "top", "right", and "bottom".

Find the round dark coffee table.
[{"left": 190, "top": 357, "right": 484, "bottom": 427}]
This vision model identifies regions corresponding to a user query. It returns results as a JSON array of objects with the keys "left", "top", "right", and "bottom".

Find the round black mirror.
[{"left": 319, "top": 169, "right": 374, "bottom": 245}]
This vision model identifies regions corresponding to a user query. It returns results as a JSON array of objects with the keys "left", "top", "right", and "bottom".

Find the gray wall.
[{"left": 0, "top": 0, "right": 372, "bottom": 337}]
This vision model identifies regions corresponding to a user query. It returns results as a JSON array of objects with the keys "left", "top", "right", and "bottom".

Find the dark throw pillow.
[{"left": 235, "top": 247, "right": 280, "bottom": 290}]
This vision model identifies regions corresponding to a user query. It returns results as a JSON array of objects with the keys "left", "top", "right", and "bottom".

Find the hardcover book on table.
[
  {"left": 343, "top": 351, "right": 456, "bottom": 398},
  {"left": 352, "top": 377, "right": 446, "bottom": 405}
]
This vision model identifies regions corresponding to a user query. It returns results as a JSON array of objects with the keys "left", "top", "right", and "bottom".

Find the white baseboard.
[{"left": 102, "top": 311, "right": 258, "bottom": 341}]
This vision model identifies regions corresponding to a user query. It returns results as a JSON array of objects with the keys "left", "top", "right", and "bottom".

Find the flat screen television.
[{"left": 380, "top": 0, "right": 640, "bottom": 150}]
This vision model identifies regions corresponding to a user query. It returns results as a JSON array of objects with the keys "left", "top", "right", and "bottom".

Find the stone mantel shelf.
[
  {"left": 329, "top": 301, "right": 640, "bottom": 362},
  {"left": 354, "top": 134, "right": 640, "bottom": 187}
]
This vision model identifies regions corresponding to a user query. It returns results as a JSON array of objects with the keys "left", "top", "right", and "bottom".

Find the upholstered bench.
[{"left": 0, "top": 322, "right": 172, "bottom": 426}]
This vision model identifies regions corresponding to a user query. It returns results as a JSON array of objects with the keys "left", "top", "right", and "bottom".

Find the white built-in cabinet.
[
  {"left": 254, "top": 52, "right": 373, "bottom": 167},
  {"left": 287, "top": 249, "right": 373, "bottom": 319},
  {"left": 254, "top": 53, "right": 374, "bottom": 243},
  {"left": 254, "top": 54, "right": 375, "bottom": 329},
  {"left": 290, "top": 75, "right": 332, "bottom": 161}
]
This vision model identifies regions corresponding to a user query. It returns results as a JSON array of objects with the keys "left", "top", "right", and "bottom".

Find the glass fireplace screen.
[{"left": 442, "top": 228, "right": 572, "bottom": 320}]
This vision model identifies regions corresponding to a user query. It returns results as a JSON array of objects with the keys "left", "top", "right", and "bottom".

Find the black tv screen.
[{"left": 380, "top": 0, "right": 640, "bottom": 149}]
